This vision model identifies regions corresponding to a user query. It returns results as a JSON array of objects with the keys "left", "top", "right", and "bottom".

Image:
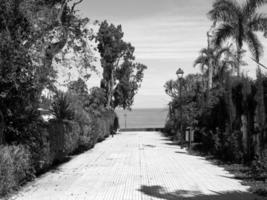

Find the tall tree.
[
  {"left": 96, "top": 21, "right": 127, "bottom": 108},
  {"left": 96, "top": 20, "right": 146, "bottom": 109},
  {"left": 208, "top": 0, "right": 267, "bottom": 76}
]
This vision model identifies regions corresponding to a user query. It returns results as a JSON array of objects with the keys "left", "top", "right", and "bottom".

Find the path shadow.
[
  {"left": 164, "top": 142, "right": 180, "bottom": 146},
  {"left": 174, "top": 151, "right": 206, "bottom": 159},
  {"left": 161, "top": 138, "right": 173, "bottom": 141},
  {"left": 143, "top": 144, "right": 156, "bottom": 148},
  {"left": 175, "top": 151, "right": 187, "bottom": 154},
  {"left": 138, "top": 185, "right": 265, "bottom": 200}
]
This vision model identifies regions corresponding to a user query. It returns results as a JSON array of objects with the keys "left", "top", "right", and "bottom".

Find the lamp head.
[{"left": 176, "top": 68, "right": 184, "bottom": 78}]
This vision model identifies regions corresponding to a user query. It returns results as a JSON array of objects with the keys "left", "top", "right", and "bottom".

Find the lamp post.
[
  {"left": 124, "top": 113, "right": 127, "bottom": 129},
  {"left": 176, "top": 68, "right": 184, "bottom": 143}
]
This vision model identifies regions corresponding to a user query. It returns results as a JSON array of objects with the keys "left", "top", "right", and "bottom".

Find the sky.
[{"left": 76, "top": 0, "right": 267, "bottom": 109}]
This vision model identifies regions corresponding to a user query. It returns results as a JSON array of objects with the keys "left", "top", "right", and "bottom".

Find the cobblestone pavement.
[{"left": 9, "top": 132, "right": 265, "bottom": 200}]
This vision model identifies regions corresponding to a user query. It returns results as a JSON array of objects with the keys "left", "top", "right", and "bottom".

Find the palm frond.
[
  {"left": 199, "top": 48, "right": 213, "bottom": 57},
  {"left": 225, "top": 60, "right": 238, "bottom": 73},
  {"left": 215, "top": 61, "right": 229, "bottom": 80},
  {"left": 214, "top": 46, "right": 231, "bottom": 62},
  {"left": 246, "top": 31, "right": 264, "bottom": 62},
  {"left": 193, "top": 56, "right": 209, "bottom": 75},
  {"left": 213, "top": 23, "right": 235, "bottom": 46},
  {"left": 243, "top": 0, "right": 267, "bottom": 17},
  {"left": 50, "top": 91, "right": 74, "bottom": 120},
  {"left": 249, "top": 13, "right": 267, "bottom": 32},
  {"left": 194, "top": 56, "right": 208, "bottom": 67},
  {"left": 208, "top": 0, "right": 241, "bottom": 23}
]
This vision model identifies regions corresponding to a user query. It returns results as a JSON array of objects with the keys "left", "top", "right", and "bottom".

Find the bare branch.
[
  {"left": 71, "top": 0, "right": 83, "bottom": 13},
  {"left": 57, "top": 0, "right": 68, "bottom": 25}
]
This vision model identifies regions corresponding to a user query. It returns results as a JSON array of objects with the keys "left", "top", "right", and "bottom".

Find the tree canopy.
[{"left": 208, "top": 0, "right": 267, "bottom": 75}]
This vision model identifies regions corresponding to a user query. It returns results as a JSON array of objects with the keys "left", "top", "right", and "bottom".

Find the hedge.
[{"left": 0, "top": 110, "right": 117, "bottom": 197}]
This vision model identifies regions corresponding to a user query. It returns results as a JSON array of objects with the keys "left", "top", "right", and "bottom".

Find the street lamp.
[
  {"left": 176, "top": 68, "right": 184, "bottom": 144},
  {"left": 176, "top": 68, "right": 184, "bottom": 79},
  {"left": 124, "top": 113, "right": 127, "bottom": 129}
]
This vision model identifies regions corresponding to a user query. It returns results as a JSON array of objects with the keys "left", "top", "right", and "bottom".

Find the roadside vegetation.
[
  {"left": 164, "top": 0, "right": 267, "bottom": 196},
  {"left": 0, "top": 0, "right": 146, "bottom": 197}
]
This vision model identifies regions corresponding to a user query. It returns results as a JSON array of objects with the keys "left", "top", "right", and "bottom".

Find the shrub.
[
  {"left": 212, "top": 129, "right": 244, "bottom": 162},
  {"left": 27, "top": 123, "right": 52, "bottom": 174},
  {"left": 10, "top": 145, "right": 33, "bottom": 184},
  {"left": 0, "top": 146, "right": 15, "bottom": 196},
  {"left": 0, "top": 145, "right": 33, "bottom": 196},
  {"left": 249, "top": 181, "right": 267, "bottom": 196},
  {"left": 250, "top": 149, "right": 267, "bottom": 181},
  {"left": 49, "top": 120, "right": 81, "bottom": 162},
  {"left": 200, "top": 129, "right": 215, "bottom": 152},
  {"left": 68, "top": 93, "right": 94, "bottom": 150},
  {"left": 99, "top": 111, "right": 116, "bottom": 139},
  {"left": 222, "top": 130, "right": 244, "bottom": 162},
  {"left": 51, "top": 91, "right": 74, "bottom": 121},
  {"left": 164, "top": 119, "right": 176, "bottom": 137}
]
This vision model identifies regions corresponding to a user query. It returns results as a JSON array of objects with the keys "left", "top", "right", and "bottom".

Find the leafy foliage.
[
  {"left": 0, "top": 0, "right": 120, "bottom": 197},
  {"left": 87, "top": 87, "right": 107, "bottom": 115},
  {"left": 194, "top": 45, "right": 236, "bottom": 88},
  {"left": 51, "top": 91, "right": 74, "bottom": 120},
  {"left": 0, "top": 145, "right": 33, "bottom": 196},
  {"left": 114, "top": 62, "right": 147, "bottom": 109},
  {"left": 165, "top": 67, "right": 267, "bottom": 163},
  {"left": 208, "top": 0, "right": 267, "bottom": 75},
  {"left": 165, "top": 0, "right": 267, "bottom": 166},
  {"left": 0, "top": 33, "right": 40, "bottom": 143}
]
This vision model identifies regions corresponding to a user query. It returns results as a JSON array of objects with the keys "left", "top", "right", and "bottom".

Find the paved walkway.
[{"left": 10, "top": 132, "right": 264, "bottom": 200}]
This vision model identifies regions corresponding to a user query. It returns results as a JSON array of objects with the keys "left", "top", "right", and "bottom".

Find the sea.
[{"left": 115, "top": 108, "right": 169, "bottom": 129}]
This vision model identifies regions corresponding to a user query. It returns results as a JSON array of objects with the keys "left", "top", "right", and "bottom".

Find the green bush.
[
  {"left": 25, "top": 122, "right": 52, "bottom": 174},
  {"left": 10, "top": 145, "right": 33, "bottom": 184},
  {"left": 223, "top": 131, "right": 244, "bottom": 162},
  {"left": 0, "top": 145, "right": 33, "bottom": 196},
  {"left": 164, "top": 119, "right": 176, "bottom": 137},
  {"left": 250, "top": 149, "right": 267, "bottom": 180},
  {"left": 51, "top": 91, "right": 74, "bottom": 121},
  {"left": 200, "top": 129, "right": 215, "bottom": 152},
  {"left": 98, "top": 111, "right": 116, "bottom": 140},
  {"left": 68, "top": 93, "right": 94, "bottom": 150},
  {"left": 212, "top": 129, "right": 244, "bottom": 162},
  {"left": 0, "top": 85, "right": 117, "bottom": 197},
  {"left": 249, "top": 181, "right": 267, "bottom": 196},
  {"left": 49, "top": 120, "right": 81, "bottom": 162},
  {"left": 0, "top": 146, "right": 15, "bottom": 196}
]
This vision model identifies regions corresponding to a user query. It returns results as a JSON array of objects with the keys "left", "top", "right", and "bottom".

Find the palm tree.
[
  {"left": 208, "top": 0, "right": 267, "bottom": 76},
  {"left": 194, "top": 46, "right": 233, "bottom": 89}
]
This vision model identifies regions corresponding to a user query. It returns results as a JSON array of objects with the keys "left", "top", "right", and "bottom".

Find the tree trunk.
[
  {"left": 208, "top": 61, "right": 213, "bottom": 89},
  {"left": 255, "top": 67, "right": 266, "bottom": 159},
  {"left": 207, "top": 31, "right": 213, "bottom": 90},
  {"left": 0, "top": 110, "right": 4, "bottom": 145},
  {"left": 241, "top": 114, "right": 248, "bottom": 156},
  {"left": 106, "top": 70, "right": 114, "bottom": 109},
  {"left": 236, "top": 45, "right": 242, "bottom": 77},
  {"left": 106, "top": 81, "right": 111, "bottom": 109}
]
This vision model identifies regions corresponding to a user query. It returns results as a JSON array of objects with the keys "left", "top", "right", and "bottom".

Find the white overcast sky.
[{"left": 76, "top": 0, "right": 267, "bottom": 108}]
